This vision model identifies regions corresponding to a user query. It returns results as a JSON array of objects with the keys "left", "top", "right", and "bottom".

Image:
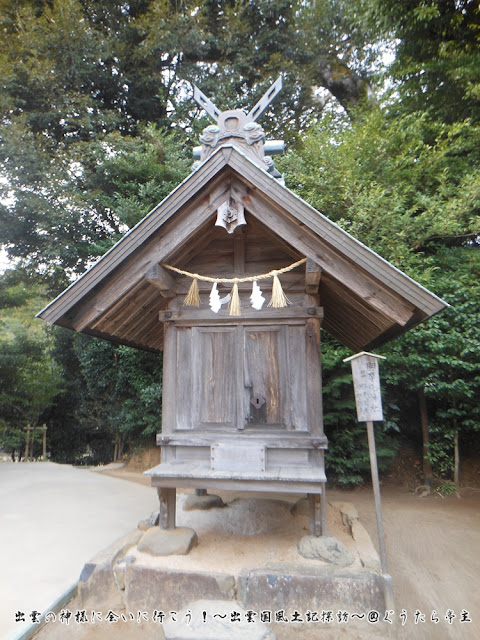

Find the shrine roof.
[{"left": 38, "top": 143, "right": 447, "bottom": 352}]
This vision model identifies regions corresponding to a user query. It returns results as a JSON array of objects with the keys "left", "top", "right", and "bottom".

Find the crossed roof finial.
[
  {"left": 192, "top": 77, "right": 284, "bottom": 178},
  {"left": 193, "top": 76, "right": 283, "bottom": 124}
]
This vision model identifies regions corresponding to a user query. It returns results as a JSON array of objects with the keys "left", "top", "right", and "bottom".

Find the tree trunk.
[
  {"left": 118, "top": 433, "right": 125, "bottom": 460},
  {"left": 314, "top": 58, "right": 375, "bottom": 116},
  {"left": 418, "top": 387, "right": 433, "bottom": 486},
  {"left": 24, "top": 424, "right": 30, "bottom": 462},
  {"left": 454, "top": 428, "right": 460, "bottom": 486},
  {"left": 30, "top": 425, "right": 35, "bottom": 460}
]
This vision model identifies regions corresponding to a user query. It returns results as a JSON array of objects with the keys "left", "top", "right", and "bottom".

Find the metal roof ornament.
[{"left": 192, "top": 77, "right": 285, "bottom": 178}]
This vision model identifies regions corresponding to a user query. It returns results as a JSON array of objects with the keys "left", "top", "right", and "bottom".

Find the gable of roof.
[{"left": 38, "top": 144, "right": 447, "bottom": 352}]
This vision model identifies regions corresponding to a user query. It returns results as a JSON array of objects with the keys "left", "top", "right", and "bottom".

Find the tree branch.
[{"left": 313, "top": 58, "right": 375, "bottom": 116}]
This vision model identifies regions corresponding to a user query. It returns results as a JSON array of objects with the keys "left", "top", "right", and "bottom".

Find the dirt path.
[{"left": 330, "top": 483, "right": 480, "bottom": 639}]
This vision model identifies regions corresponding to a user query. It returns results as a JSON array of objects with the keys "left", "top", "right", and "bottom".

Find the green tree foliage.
[
  {"left": 321, "top": 338, "right": 398, "bottom": 486},
  {"left": 0, "top": 0, "right": 392, "bottom": 278},
  {"left": 0, "top": 0, "right": 478, "bottom": 480},
  {"left": 371, "top": 0, "right": 480, "bottom": 123},
  {"left": 382, "top": 247, "right": 480, "bottom": 478},
  {"left": 0, "top": 271, "right": 63, "bottom": 455},
  {"left": 0, "top": 283, "right": 163, "bottom": 464},
  {"left": 279, "top": 103, "right": 479, "bottom": 484},
  {"left": 72, "top": 335, "right": 163, "bottom": 463},
  {"left": 280, "top": 109, "right": 479, "bottom": 267}
]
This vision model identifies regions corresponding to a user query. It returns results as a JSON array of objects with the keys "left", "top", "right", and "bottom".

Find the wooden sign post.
[{"left": 343, "top": 352, "right": 394, "bottom": 612}]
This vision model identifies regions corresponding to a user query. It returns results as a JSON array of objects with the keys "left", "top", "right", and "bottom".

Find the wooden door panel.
[
  {"left": 193, "top": 327, "right": 237, "bottom": 427},
  {"left": 288, "top": 325, "right": 308, "bottom": 431},
  {"left": 244, "top": 326, "right": 288, "bottom": 427},
  {"left": 169, "top": 313, "right": 322, "bottom": 434}
]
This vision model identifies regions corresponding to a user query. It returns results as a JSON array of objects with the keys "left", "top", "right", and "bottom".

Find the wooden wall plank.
[
  {"left": 289, "top": 325, "right": 308, "bottom": 431},
  {"left": 162, "top": 321, "right": 177, "bottom": 435},
  {"left": 159, "top": 306, "right": 323, "bottom": 324},
  {"left": 306, "top": 317, "right": 323, "bottom": 437},
  {"left": 193, "top": 326, "right": 237, "bottom": 427},
  {"left": 175, "top": 327, "right": 193, "bottom": 429},
  {"left": 157, "top": 432, "right": 327, "bottom": 448}
]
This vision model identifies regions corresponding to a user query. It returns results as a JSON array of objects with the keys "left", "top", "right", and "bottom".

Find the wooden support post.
[
  {"left": 366, "top": 420, "right": 395, "bottom": 611},
  {"left": 113, "top": 434, "right": 119, "bottom": 462},
  {"left": 31, "top": 425, "right": 36, "bottom": 460},
  {"left": 418, "top": 387, "right": 433, "bottom": 486},
  {"left": 158, "top": 487, "right": 176, "bottom": 530},
  {"left": 308, "top": 493, "right": 324, "bottom": 537},
  {"left": 233, "top": 228, "right": 246, "bottom": 274},
  {"left": 320, "top": 484, "right": 327, "bottom": 535}
]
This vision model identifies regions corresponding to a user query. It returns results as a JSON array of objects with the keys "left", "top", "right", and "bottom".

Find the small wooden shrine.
[{"left": 39, "top": 79, "right": 447, "bottom": 539}]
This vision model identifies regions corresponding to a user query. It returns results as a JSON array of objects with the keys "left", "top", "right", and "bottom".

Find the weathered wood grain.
[
  {"left": 160, "top": 306, "right": 323, "bottom": 324},
  {"left": 145, "top": 264, "right": 177, "bottom": 297},
  {"left": 146, "top": 460, "right": 327, "bottom": 494},
  {"left": 306, "top": 317, "right": 323, "bottom": 437},
  {"left": 161, "top": 320, "right": 177, "bottom": 436},
  {"left": 227, "top": 151, "right": 445, "bottom": 315},
  {"left": 70, "top": 172, "right": 232, "bottom": 332},
  {"left": 158, "top": 487, "right": 176, "bottom": 529},
  {"left": 193, "top": 326, "right": 237, "bottom": 427},
  {"left": 175, "top": 327, "right": 193, "bottom": 429},
  {"left": 211, "top": 442, "right": 266, "bottom": 473},
  {"left": 244, "top": 326, "right": 284, "bottom": 425},
  {"left": 156, "top": 432, "right": 328, "bottom": 448},
  {"left": 308, "top": 492, "right": 324, "bottom": 536},
  {"left": 288, "top": 324, "right": 308, "bottom": 431},
  {"left": 39, "top": 145, "right": 447, "bottom": 356},
  {"left": 40, "top": 157, "right": 230, "bottom": 325},
  {"left": 305, "top": 258, "right": 322, "bottom": 294},
  {"left": 245, "top": 190, "right": 415, "bottom": 327}
]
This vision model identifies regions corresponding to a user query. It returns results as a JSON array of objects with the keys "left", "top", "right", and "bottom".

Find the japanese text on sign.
[{"left": 348, "top": 354, "right": 384, "bottom": 422}]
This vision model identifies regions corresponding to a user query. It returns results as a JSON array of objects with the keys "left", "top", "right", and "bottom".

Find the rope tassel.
[
  {"left": 163, "top": 258, "right": 305, "bottom": 312},
  {"left": 183, "top": 277, "right": 200, "bottom": 307},
  {"left": 228, "top": 282, "right": 241, "bottom": 316},
  {"left": 268, "top": 272, "right": 290, "bottom": 308}
]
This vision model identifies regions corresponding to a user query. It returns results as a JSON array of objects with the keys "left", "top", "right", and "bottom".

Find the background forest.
[{"left": 0, "top": 0, "right": 479, "bottom": 488}]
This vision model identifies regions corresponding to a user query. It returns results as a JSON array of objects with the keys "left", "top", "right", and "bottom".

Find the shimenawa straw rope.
[{"left": 162, "top": 258, "right": 306, "bottom": 314}]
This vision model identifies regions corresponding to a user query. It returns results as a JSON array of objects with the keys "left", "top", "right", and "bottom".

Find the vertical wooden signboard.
[
  {"left": 348, "top": 353, "right": 385, "bottom": 423},
  {"left": 344, "top": 352, "right": 394, "bottom": 612}
]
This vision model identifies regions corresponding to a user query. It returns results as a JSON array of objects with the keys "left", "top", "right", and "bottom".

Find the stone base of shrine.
[{"left": 72, "top": 493, "right": 388, "bottom": 638}]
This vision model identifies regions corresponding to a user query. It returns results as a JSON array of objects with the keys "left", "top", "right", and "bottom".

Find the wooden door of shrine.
[{"left": 161, "top": 308, "right": 324, "bottom": 438}]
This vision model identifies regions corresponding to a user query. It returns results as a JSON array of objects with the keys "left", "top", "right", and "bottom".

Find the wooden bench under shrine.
[{"left": 147, "top": 432, "right": 327, "bottom": 535}]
